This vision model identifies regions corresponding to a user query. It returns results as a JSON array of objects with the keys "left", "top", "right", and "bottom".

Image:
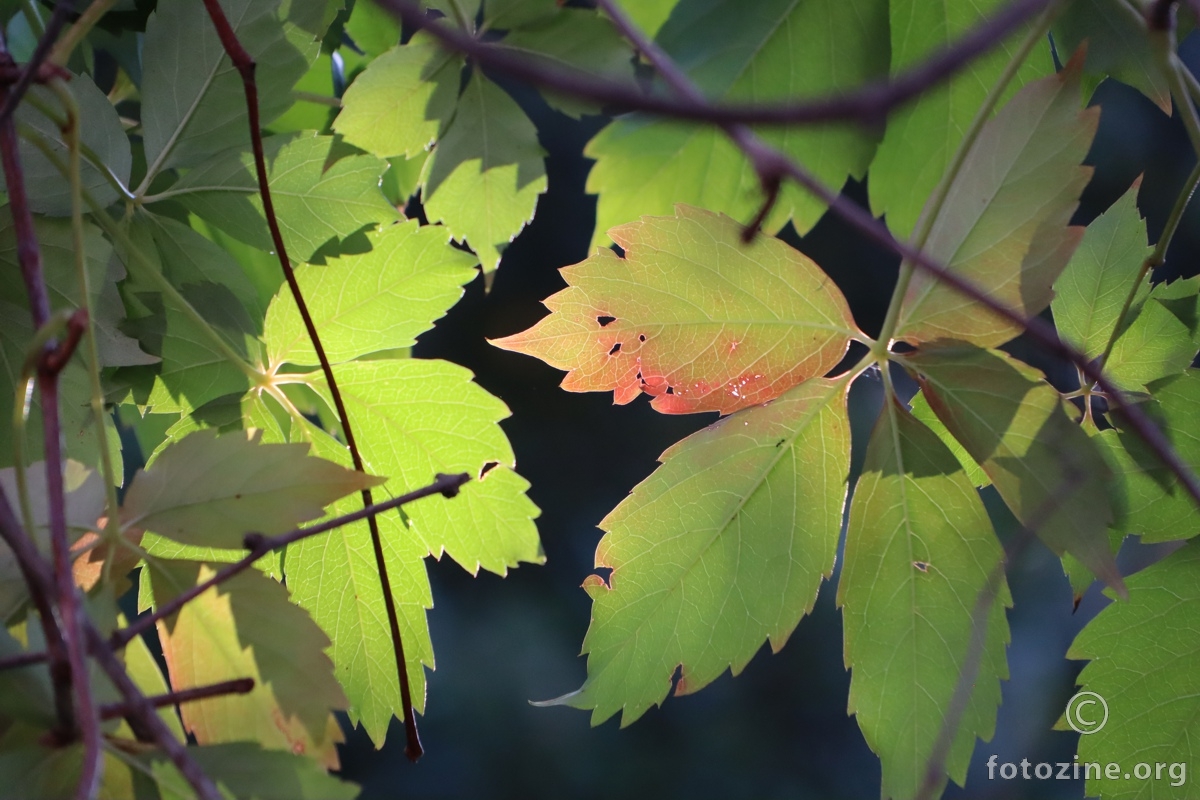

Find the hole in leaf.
[
  {"left": 594, "top": 566, "right": 613, "bottom": 588},
  {"left": 638, "top": 334, "right": 646, "bottom": 342},
  {"left": 913, "top": 561, "right": 929, "bottom": 572},
  {"left": 480, "top": 461, "right": 499, "bottom": 479},
  {"left": 670, "top": 664, "right": 687, "bottom": 696},
  {"left": 665, "top": 386, "right": 675, "bottom": 394},
  {"left": 608, "top": 342, "right": 622, "bottom": 355},
  {"left": 597, "top": 315, "right": 616, "bottom": 327}
]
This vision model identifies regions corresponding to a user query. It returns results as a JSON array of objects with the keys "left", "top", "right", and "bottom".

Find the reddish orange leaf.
[{"left": 492, "top": 205, "right": 858, "bottom": 414}]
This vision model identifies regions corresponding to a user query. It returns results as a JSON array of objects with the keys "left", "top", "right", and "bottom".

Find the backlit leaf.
[
  {"left": 493, "top": 205, "right": 857, "bottom": 414},
  {"left": 283, "top": 419, "right": 435, "bottom": 745},
  {"left": 894, "top": 56, "right": 1097, "bottom": 347},
  {"left": 839, "top": 398, "right": 1009, "bottom": 800},
  {"left": 909, "top": 389, "right": 989, "bottom": 488},
  {"left": 869, "top": 0, "right": 1051, "bottom": 239},
  {"left": 1105, "top": 298, "right": 1196, "bottom": 390},
  {"left": 263, "top": 220, "right": 478, "bottom": 367},
  {"left": 1052, "top": 180, "right": 1151, "bottom": 361},
  {"left": 147, "top": 559, "right": 347, "bottom": 766},
  {"left": 586, "top": 0, "right": 888, "bottom": 247},
  {"left": 547, "top": 377, "right": 850, "bottom": 725},
  {"left": 1069, "top": 541, "right": 1200, "bottom": 799},
  {"left": 308, "top": 358, "right": 542, "bottom": 576},
  {"left": 122, "top": 428, "right": 384, "bottom": 549},
  {"left": 908, "top": 342, "right": 1122, "bottom": 594},
  {"left": 422, "top": 72, "right": 548, "bottom": 272},
  {"left": 169, "top": 134, "right": 397, "bottom": 263},
  {"left": 332, "top": 37, "right": 460, "bottom": 160}
]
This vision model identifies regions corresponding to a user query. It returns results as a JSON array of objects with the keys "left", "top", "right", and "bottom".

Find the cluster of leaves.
[
  {"left": 483, "top": 3, "right": 1200, "bottom": 800},
  {"left": 0, "top": 0, "right": 565, "bottom": 794},
  {"left": 2, "top": 0, "right": 1200, "bottom": 797}
]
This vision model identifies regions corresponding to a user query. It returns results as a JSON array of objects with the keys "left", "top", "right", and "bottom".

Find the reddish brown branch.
[
  {"left": 200, "top": 0, "right": 426, "bottom": 762},
  {"left": 0, "top": 70, "right": 103, "bottom": 797},
  {"left": 99, "top": 678, "right": 255, "bottom": 721},
  {"left": 373, "top": 0, "right": 1052, "bottom": 127}
]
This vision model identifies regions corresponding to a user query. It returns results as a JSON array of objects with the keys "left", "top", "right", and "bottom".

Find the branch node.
[
  {"left": 38, "top": 308, "right": 87, "bottom": 376},
  {"left": 436, "top": 472, "right": 470, "bottom": 498},
  {"left": 242, "top": 531, "right": 267, "bottom": 552}
]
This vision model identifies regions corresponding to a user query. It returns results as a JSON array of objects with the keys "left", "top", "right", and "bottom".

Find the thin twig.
[
  {"left": 98, "top": 678, "right": 255, "bottom": 721},
  {"left": 200, "top": 0, "right": 427, "bottom": 761},
  {"left": 373, "top": 0, "right": 1053, "bottom": 127}
]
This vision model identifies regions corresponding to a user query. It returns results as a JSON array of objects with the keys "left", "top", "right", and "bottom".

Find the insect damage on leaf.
[{"left": 492, "top": 205, "right": 860, "bottom": 415}]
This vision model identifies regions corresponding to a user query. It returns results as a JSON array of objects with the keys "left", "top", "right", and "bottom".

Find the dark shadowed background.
[{"left": 327, "top": 36, "right": 1200, "bottom": 800}]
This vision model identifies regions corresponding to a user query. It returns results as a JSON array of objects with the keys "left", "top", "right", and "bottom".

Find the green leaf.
[
  {"left": 1069, "top": 540, "right": 1200, "bottom": 800},
  {"left": 484, "top": 0, "right": 558, "bottom": 29},
  {"left": 283, "top": 419, "right": 435, "bottom": 745},
  {"left": 308, "top": 358, "right": 542, "bottom": 575},
  {"left": 546, "top": 377, "right": 849, "bottom": 726},
  {"left": 869, "top": 0, "right": 1051, "bottom": 239},
  {"left": 586, "top": 0, "right": 888, "bottom": 247},
  {"left": 493, "top": 205, "right": 857, "bottom": 414},
  {"left": 422, "top": 72, "right": 548, "bottom": 272},
  {"left": 495, "top": 10, "right": 634, "bottom": 118},
  {"left": 121, "top": 428, "right": 384, "bottom": 549},
  {"left": 17, "top": 73, "right": 132, "bottom": 215},
  {"left": 0, "top": 301, "right": 113, "bottom": 470},
  {"left": 0, "top": 728, "right": 146, "bottom": 800},
  {"left": 909, "top": 389, "right": 989, "bottom": 488},
  {"left": 166, "top": 134, "right": 397, "bottom": 263},
  {"left": 123, "top": 624, "right": 188, "bottom": 742},
  {"left": 1052, "top": 179, "right": 1152, "bottom": 361},
  {"left": 0, "top": 212, "right": 153, "bottom": 367},
  {"left": 140, "top": 0, "right": 312, "bottom": 177},
  {"left": 1105, "top": 298, "right": 1196, "bottom": 390},
  {"left": 1090, "top": 428, "right": 1194, "bottom": 543},
  {"left": 608, "top": 0, "right": 676, "bottom": 39},
  {"left": 839, "top": 398, "right": 1009, "bottom": 800},
  {"left": 333, "top": 38, "right": 461, "bottom": 160},
  {"left": 263, "top": 220, "right": 478, "bottom": 367},
  {"left": 908, "top": 342, "right": 1123, "bottom": 594},
  {"left": 146, "top": 559, "right": 347, "bottom": 767},
  {"left": 895, "top": 56, "right": 1097, "bottom": 347},
  {"left": 343, "top": 0, "right": 400, "bottom": 56},
  {"left": 1054, "top": 0, "right": 1172, "bottom": 112},
  {"left": 152, "top": 742, "right": 360, "bottom": 799}
]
